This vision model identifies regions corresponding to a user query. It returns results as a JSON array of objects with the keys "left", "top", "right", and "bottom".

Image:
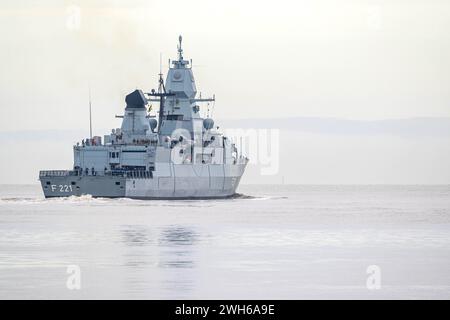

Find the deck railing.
[
  {"left": 39, "top": 170, "right": 76, "bottom": 177},
  {"left": 39, "top": 169, "right": 153, "bottom": 179}
]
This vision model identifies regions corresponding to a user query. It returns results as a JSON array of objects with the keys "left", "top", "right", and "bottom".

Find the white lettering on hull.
[{"left": 50, "top": 185, "right": 73, "bottom": 193}]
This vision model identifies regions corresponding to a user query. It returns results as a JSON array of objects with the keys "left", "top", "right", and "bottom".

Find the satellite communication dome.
[
  {"left": 149, "top": 118, "right": 157, "bottom": 131},
  {"left": 203, "top": 118, "right": 214, "bottom": 130}
]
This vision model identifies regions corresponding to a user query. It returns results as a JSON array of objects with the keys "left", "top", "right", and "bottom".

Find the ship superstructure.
[{"left": 39, "top": 36, "right": 248, "bottom": 199}]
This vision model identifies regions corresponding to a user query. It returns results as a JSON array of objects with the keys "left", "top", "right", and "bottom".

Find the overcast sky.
[{"left": 1, "top": 0, "right": 449, "bottom": 184}]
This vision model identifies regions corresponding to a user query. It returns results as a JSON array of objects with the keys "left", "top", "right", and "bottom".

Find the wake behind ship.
[{"left": 39, "top": 36, "right": 248, "bottom": 199}]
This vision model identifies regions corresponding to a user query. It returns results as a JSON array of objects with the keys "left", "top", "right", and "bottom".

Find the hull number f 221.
[{"left": 51, "top": 185, "right": 73, "bottom": 193}]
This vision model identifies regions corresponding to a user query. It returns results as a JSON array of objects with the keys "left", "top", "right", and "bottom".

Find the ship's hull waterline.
[{"left": 40, "top": 163, "right": 247, "bottom": 200}]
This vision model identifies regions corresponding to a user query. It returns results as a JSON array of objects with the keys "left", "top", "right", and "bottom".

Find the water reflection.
[
  {"left": 118, "top": 225, "right": 199, "bottom": 296},
  {"left": 121, "top": 225, "right": 153, "bottom": 247},
  {"left": 158, "top": 226, "right": 198, "bottom": 269},
  {"left": 120, "top": 225, "right": 155, "bottom": 269},
  {"left": 159, "top": 226, "right": 198, "bottom": 246}
]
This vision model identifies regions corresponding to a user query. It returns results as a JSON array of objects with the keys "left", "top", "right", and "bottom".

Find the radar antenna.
[
  {"left": 158, "top": 52, "right": 166, "bottom": 94},
  {"left": 177, "top": 35, "right": 183, "bottom": 61}
]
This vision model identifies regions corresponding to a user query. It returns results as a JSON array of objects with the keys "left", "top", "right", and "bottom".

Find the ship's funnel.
[
  {"left": 125, "top": 89, "right": 147, "bottom": 109},
  {"left": 121, "top": 89, "right": 150, "bottom": 135}
]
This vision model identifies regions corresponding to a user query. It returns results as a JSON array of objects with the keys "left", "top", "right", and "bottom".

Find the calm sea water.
[{"left": 0, "top": 184, "right": 449, "bottom": 299}]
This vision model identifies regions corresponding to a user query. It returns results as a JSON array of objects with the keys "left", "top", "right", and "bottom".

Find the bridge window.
[{"left": 166, "top": 115, "right": 183, "bottom": 120}]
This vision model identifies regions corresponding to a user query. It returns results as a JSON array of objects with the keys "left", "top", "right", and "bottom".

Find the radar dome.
[
  {"left": 149, "top": 118, "right": 157, "bottom": 132},
  {"left": 203, "top": 118, "right": 214, "bottom": 130}
]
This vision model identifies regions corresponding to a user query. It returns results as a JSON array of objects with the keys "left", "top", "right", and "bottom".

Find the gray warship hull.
[{"left": 40, "top": 163, "right": 247, "bottom": 199}]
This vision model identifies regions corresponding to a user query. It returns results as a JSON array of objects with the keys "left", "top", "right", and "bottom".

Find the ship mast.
[
  {"left": 146, "top": 54, "right": 174, "bottom": 133},
  {"left": 177, "top": 35, "right": 183, "bottom": 61}
]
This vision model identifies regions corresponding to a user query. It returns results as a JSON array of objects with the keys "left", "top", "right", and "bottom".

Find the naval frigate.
[{"left": 39, "top": 36, "right": 248, "bottom": 199}]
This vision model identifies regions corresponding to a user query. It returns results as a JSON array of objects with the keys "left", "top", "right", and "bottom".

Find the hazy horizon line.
[{"left": 2, "top": 116, "right": 450, "bottom": 138}]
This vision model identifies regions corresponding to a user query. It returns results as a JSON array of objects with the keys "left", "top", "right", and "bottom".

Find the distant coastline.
[{"left": 2, "top": 117, "right": 450, "bottom": 141}]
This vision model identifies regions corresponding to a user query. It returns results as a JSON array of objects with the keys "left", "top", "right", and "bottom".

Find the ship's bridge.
[
  {"left": 157, "top": 36, "right": 209, "bottom": 140},
  {"left": 165, "top": 36, "right": 197, "bottom": 99}
]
